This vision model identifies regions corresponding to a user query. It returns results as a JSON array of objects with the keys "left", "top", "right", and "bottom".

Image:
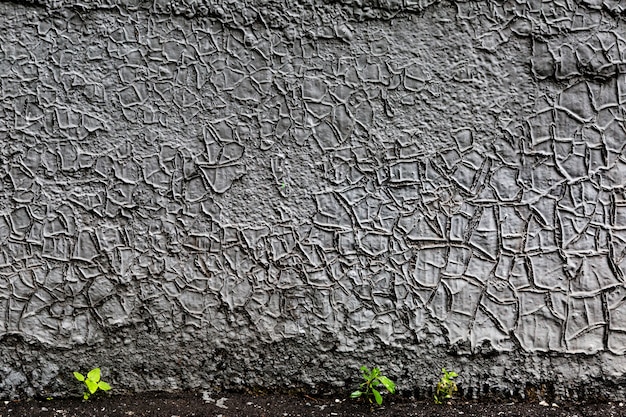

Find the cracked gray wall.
[{"left": 2, "top": 0, "right": 626, "bottom": 399}]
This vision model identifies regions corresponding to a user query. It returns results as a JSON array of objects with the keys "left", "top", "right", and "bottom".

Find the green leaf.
[
  {"left": 371, "top": 379, "right": 380, "bottom": 387},
  {"left": 350, "top": 391, "right": 362, "bottom": 399},
  {"left": 85, "top": 379, "right": 98, "bottom": 394},
  {"left": 73, "top": 372, "right": 85, "bottom": 382},
  {"left": 98, "top": 381, "right": 111, "bottom": 391},
  {"left": 378, "top": 376, "right": 396, "bottom": 394},
  {"left": 87, "top": 368, "right": 101, "bottom": 383},
  {"left": 83, "top": 393, "right": 89, "bottom": 401},
  {"left": 372, "top": 388, "right": 382, "bottom": 405}
]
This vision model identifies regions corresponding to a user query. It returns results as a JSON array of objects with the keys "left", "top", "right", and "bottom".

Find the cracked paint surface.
[{"left": 2, "top": 0, "right": 626, "bottom": 397}]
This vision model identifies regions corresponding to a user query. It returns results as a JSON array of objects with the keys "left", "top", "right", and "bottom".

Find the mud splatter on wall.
[{"left": 2, "top": 0, "right": 626, "bottom": 399}]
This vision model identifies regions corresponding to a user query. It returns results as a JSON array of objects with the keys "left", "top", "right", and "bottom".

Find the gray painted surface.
[{"left": 1, "top": 0, "right": 626, "bottom": 400}]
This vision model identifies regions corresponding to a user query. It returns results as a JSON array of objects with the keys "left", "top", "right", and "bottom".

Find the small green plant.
[
  {"left": 350, "top": 366, "right": 396, "bottom": 405},
  {"left": 434, "top": 368, "right": 459, "bottom": 404},
  {"left": 73, "top": 367, "right": 111, "bottom": 400}
]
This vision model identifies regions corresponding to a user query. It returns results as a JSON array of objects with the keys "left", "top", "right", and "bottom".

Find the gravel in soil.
[{"left": 0, "top": 391, "right": 622, "bottom": 417}]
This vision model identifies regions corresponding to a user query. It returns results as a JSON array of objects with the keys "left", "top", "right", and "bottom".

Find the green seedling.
[
  {"left": 73, "top": 367, "right": 111, "bottom": 400},
  {"left": 350, "top": 366, "right": 396, "bottom": 405},
  {"left": 434, "top": 368, "right": 458, "bottom": 404}
]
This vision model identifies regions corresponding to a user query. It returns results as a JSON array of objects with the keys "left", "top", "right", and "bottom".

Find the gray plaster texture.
[{"left": 1, "top": 0, "right": 626, "bottom": 401}]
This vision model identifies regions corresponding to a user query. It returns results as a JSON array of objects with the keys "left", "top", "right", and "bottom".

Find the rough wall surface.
[{"left": 2, "top": 0, "right": 626, "bottom": 400}]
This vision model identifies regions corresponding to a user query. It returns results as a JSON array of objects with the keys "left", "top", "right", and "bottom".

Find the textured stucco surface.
[{"left": 2, "top": 0, "right": 626, "bottom": 400}]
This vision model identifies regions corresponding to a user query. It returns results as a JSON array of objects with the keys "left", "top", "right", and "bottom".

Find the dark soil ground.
[{"left": 0, "top": 391, "right": 623, "bottom": 417}]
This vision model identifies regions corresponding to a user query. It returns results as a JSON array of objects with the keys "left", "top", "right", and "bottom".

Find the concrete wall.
[{"left": 2, "top": 0, "right": 626, "bottom": 400}]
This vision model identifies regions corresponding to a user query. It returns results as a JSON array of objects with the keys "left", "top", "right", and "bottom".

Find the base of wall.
[{"left": 2, "top": 333, "right": 626, "bottom": 401}]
